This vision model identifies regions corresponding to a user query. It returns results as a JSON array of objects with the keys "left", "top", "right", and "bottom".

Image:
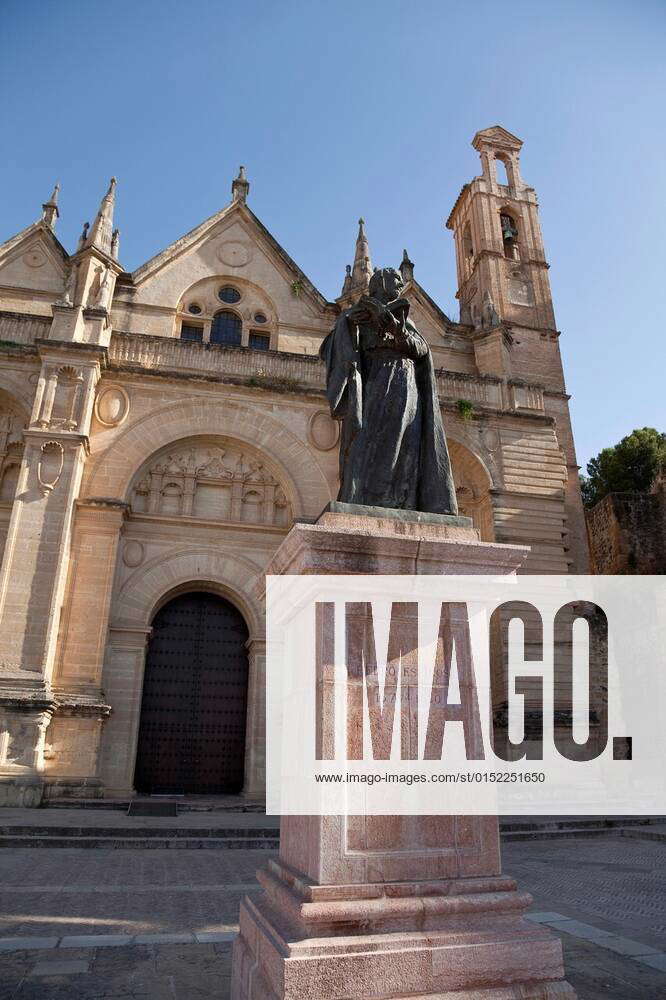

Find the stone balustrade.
[
  {"left": 0, "top": 311, "right": 50, "bottom": 346},
  {"left": 0, "top": 318, "right": 543, "bottom": 413},
  {"left": 109, "top": 331, "right": 514, "bottom": 408},
  {"left": 109, "top": 331, "right": 324, "bottom": 388}
]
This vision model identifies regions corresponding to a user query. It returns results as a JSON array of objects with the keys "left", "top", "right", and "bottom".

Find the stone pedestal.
[{"left": 231, "top": 509, "right": 575, "bottom": 999}]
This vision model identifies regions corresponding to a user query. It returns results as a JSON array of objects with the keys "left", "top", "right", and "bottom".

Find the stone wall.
[{"left": 587, "top": 485, "right": 666, "bottom": 574}]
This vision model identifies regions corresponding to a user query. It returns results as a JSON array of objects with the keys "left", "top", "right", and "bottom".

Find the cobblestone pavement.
[{"left": 0, "top": 838, "right": 663, "bottom": 998}]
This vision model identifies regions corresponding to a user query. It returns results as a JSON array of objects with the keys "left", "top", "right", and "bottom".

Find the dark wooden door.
[{"left": 134, "top": 592, "right": 249, "bottom": 795}]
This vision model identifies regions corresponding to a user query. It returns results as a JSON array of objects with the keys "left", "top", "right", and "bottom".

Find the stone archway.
[
  {"left": 99, "top": 547, "right": 266, "bottom": 798},
  {"left": 84, "top": 395, "right": 332, "bottom": 519},
  {"left": 448, "top": 439, "right": 495, "bottom": 541}
]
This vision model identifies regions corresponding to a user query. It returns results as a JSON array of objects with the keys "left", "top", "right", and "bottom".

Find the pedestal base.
[
  {"left": 232, "top": 511, "right": 575, "bottom": 999},
  {"left": 232, "top": 861, "right": 574, "bottom": 999}
]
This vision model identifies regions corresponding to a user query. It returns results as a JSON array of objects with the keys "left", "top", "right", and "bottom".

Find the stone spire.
[
  {"left": 351, "top": 217, "right": 373, "bottom": 294},
  {"left": 41, "top": 182, "right": 60, "bottom": 230},
  {"left": 86, "top": 177, "right": 116, "bottom": 254},
  {"left": 399, "top": 248, "right": 414, "bottom": 283},
  {"left": 232, "top": 165, "right": 250, "bottom": 203}
]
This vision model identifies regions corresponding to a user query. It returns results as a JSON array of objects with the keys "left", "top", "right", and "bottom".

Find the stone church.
[{"left": 0, "top": 126, "right": 589, "bottom": 806}]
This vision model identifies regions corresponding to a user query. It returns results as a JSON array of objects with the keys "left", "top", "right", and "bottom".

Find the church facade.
[{"left": 0, "top": 126, "right": 588, "bottom": 805}]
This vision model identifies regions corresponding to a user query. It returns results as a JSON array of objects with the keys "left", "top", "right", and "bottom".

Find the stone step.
[
  {"left": 620, "top": 827, "right": 666, "bottom": 843},
  {"left": 0, "top": 825, "right": 279, "bottom": 839},
  {"left": 45, "top": 798, "right": 265, "bottom": 813},
  {"left": 500, "top": 817, "right": 654, "bottom": 833},
  {"left": 500, "top": 827, "right": 623, "bottom": 842},
  {"left": 0, "top": 835, "right": 279, "bottom": 849}
]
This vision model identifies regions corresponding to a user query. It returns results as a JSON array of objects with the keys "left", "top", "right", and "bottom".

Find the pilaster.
[
  {"left": 97, "top": 625, "right": 152, "bottom": 797},
  {"left": 0, "top": 340, "right": 104, "bottom": 802},
  {"left": 243, "top": 636, "right": 266, "bottom": 800},
  {"left": 53, "top": 499, "right": 128, "bottom": 691}
]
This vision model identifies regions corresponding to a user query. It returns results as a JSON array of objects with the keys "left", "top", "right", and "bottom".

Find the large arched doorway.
[{"left": 134, "top": 591, "right": 249, "bottom": 795}]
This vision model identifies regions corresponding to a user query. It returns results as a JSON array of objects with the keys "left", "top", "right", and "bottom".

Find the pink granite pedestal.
[{"left": 231, "top": 509, "right": 575, "bottom": 999}]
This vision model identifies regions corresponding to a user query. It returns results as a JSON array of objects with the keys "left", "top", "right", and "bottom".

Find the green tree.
[{"left": 580, "top": 427, "right": 666, "bottom": 508}]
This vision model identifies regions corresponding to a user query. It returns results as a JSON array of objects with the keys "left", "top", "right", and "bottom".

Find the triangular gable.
[
  {"left": 131, "top": 199, "right": 332, "bottom": 312},
  {"left": 0, "top": 220, "right": 69, "bottom": 267},
  {"left": 0, "top": 221, "right": 69, "bottom": 293},
  {"left": 472, "top": 125, "right": 523, "bottom": 151}
]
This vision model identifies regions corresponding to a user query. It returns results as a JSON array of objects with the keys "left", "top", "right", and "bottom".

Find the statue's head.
[{"left": 368, "top": 267, "right": 404, "bottom": 304}]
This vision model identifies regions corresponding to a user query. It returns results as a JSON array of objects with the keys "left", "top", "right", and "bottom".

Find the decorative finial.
[
  {"left": 339, "top": 263, "right": 353, "bottom": 298},
  {"left": 86, "top": 177, "right": 117, "bottom": 254},
  {"left": 77, "top": 221, "right": 90, "bottom": 251},
  {"left": 41, "top": 181, "right": 60, "bottom": 229},
  {"left": 348, "top": 217, "right": 373, "bottom": 292},
  {"left": 399, "top": 248, "right": 414, "bottom": 282},
  {"left": 232, "top": 165, "right": 250, "bottom": 203}
]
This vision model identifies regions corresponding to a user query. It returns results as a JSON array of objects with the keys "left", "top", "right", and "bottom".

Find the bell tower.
[
  {"left": 445, "top": 126, "right": 590, "bottom": 574},
  {"left": 446, "top": 125, "right": 555, "bottom": 333}
]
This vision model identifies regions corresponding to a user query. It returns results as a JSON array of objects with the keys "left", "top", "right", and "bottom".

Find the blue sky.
[{"left": 1, "top": 0, "right": 664, "bottom": 470}]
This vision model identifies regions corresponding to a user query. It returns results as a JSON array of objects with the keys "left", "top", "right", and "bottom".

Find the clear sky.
[{"left": 1, "top": 0, "right": 664, "bottom": 470}]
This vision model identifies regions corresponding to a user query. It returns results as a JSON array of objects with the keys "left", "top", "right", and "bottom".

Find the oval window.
[
  {"left": 218, "top": 286, "right": 241, "bottom": 304},
  {"left": 253, "top": 311, "right": 267, "bottom": 324},
  {"left": 188, "top": 303, "right": 202, "bottom": 314}
]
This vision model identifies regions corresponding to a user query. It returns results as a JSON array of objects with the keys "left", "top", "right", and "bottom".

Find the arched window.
[
  {"left": 211, "top": 310, "right": 242, "bottom": 346},
  {"left": 462, "top": 222, "right": 474, "bottom": 278},
  {"left": 495, "top": 157, "right": 510, "bottom": 187},
  {"left": 500, "top": 212, "right": 520, "bottom": 260}
]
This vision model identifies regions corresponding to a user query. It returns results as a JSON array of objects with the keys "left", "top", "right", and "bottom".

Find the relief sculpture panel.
[{"left": 130, "top": 440, "right": 290, "bottom": 527}]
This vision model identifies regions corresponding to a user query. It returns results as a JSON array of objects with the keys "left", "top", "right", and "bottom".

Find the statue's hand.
[{"left": 348, "top": 303, "right": 370, "bottom": 325}]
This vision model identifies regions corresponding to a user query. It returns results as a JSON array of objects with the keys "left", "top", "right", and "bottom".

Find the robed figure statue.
[{"left": 319, "top": 266, "right": 458, "bottom": 515}]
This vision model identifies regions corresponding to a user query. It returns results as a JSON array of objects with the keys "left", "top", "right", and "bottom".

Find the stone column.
[
  {"left": 243, "top": 637, "right": 266, "bottom": 801},
  {"left": 231, "top": 507, "right": 575, "bottom": 999}
]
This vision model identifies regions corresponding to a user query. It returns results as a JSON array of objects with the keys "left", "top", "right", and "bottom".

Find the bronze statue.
[{"left": 320, "top": 266, "right": 457, "bottom": 514}]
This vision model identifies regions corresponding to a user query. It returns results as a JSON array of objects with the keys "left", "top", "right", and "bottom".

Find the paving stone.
[
  {"left": 635, "top": 952, "right": 666, "bottom": 972},
  {"left": 546, "top": 918, "right": 615, "bottom": 942},
  {"left": 0, "top": 840, "right": 662, "bottom": 998},
  {"left": 29, "top": 958, "right": 90, "bottom": 975},
  {"left": 133, "top": 932, "right": 195, "bottom": 944},
  {"left": 194, "top": 930, "right": 236, "bottom": 943},
  {"left": 59, "top": 934, "right": 135, "bottom": 948},
  {"left": 0, "top": 936, "right": 59, "bottom": 951},
  {"left": 602, "top": 935, "right": 660, "bottom": 957}
]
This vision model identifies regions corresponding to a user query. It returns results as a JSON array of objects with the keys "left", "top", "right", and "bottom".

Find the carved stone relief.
[
  {"left": 36, "top": 365, "right": 85, "bottom": 431},
  {"left": 308, "top": 410, "right": 340, "bottom": 451},
  {"left": 38, "top": 441, "right": 64, "bottom": 493},
  {"left": 0, "top": 711, "right": 51, "bottom": 770},
  {"left": 23, "top": 248, "right": 47, "bottom": 269},
  {"left": 0, "top": 407, "right": 26, "bottom": 502},
  {"left": 95, "top": 385, "right": 130, "bottom": 427},
  {"left": 217, "top": 242, "right": 252, "bottom": 267},
  {"left": 122, "top": 540, "right": 144, "bottom": 567},
  {"left": 130, "top": 442, "right": 291, "bottom": 527}
]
